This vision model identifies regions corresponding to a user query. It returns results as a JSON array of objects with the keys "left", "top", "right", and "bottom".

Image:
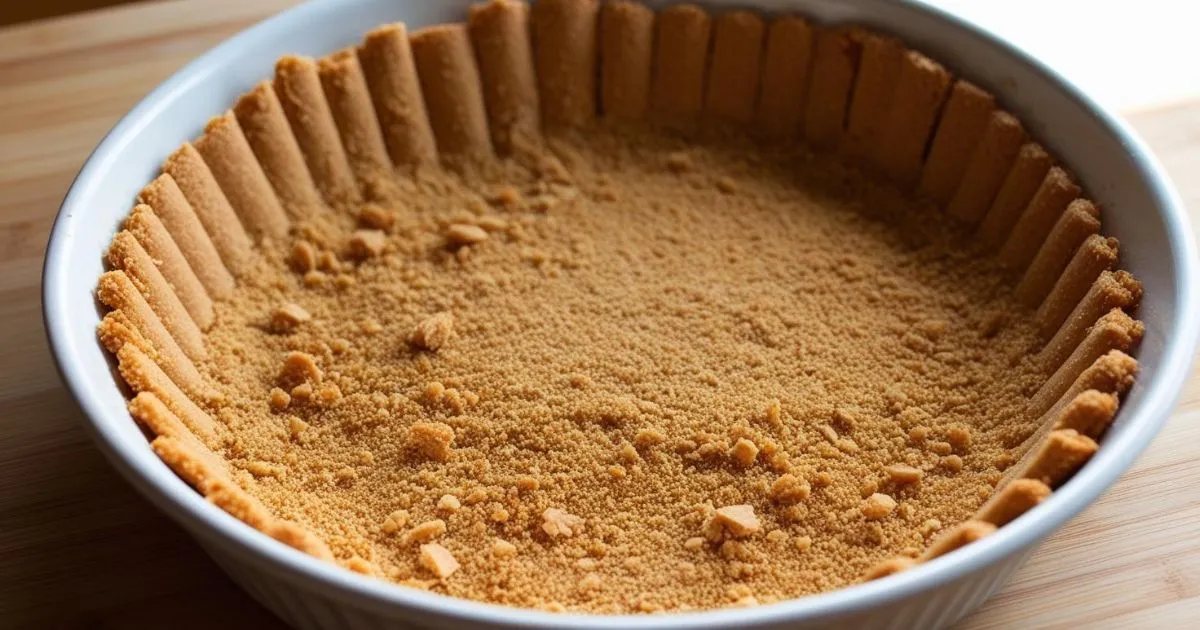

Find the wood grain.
[{"left": 0, "top": 2, "right": 1197, "bottom": 627}]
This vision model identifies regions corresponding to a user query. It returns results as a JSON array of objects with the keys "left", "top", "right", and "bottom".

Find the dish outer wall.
[{"left": 41, "top": 0, "right": 1200, "bottom": 628}]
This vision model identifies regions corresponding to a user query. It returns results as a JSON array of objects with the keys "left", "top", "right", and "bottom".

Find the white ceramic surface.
[{"left": 42, "top": 0, "right": 1200, "bottom": 628}]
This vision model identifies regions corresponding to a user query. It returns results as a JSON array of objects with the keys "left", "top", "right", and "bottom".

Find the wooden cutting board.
[{"left": 1, "top": 1, "right": 1198, "bottom": 627}]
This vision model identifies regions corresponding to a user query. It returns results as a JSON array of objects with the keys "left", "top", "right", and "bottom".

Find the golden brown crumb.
[
  {"left": 359, "top": 204, "right": 395, "bottom": 230},
  {"left": 382, "top": 509, "right": 409, "bottom": 534},
  {"left": 862, "top": 493, "right": 898, "bottom": 520},
  {"left": 885, "top": 464, "right": 924, "bottom": 485},
  {"left": 268, "top": 387, "right": 291, "bottom": 411},
  {"left": 291, "top": 241, "right": 317, "bottom": 272},
  {"left": 408, "top": 422, "right": 454, "bottom": 461},
  {"left": 706, "top": 505, "right": 761, "bottom": 541},
  {"left": 410, "top": 312, "right": 455, "bottom": 351},
  {"left": 729, "top": 437, "right": 760, "bottom": 467},
  {"left": 419, "top": 543, "right": 460, "bottom": 578},
  {"left": 542, "top": 508, "right": 585, "bottom": 538},
  {"left": 769, "top": 474, "right": 810, "bottom": 504},
  {"left": 348, "top": 229, "right": 387, "bottom": 259},
  {"left": 403, "top": 519, "right": 447, "bottom": 545},
  {"left": 437, "top": 494, "right": 461, "bottom": 513},
  {"left": 278, "top": 351, "right": 321, "bottom": 386},
  {"left": 270, "top": 302, "right": 311, "bottom": 333},
  {"left": 492, "top": 539, "right": 517, "bottom": 558},
  {"left": 492, "top": 185, "right": 522, "bottom": 207},
  {"left": 447, "top": 223, "right": 489, "bottom": 245}
]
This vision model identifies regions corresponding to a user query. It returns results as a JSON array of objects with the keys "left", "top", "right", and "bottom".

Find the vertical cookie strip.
[
  {"left": 410, "top": 25, "right": 494, "bottom": 161},
  {"left": 650, "top": 4, "right": 713, "bottom": 130},
  {"left": 468, "top": 0, "right": 541, "bottom": 153},
  {"left": 998, "top": 167, "right": 1080, "bottom": 271},
  {"left": 919, "top": 520, "right": 996, "bottom": 562},
  {"left": 318, "top": 49, "right": 394, "bottom": 191},
  {"left": 840, "top": 33, "right": 902, "bottom": 162},
  {"left": 1037, "top": 271, "right": 1142, "bottom": 371},
  {"left": 1036, "top": 234, "right": 1120, "bottom": 338},
  {"left": 118, "top": 344, "right": 216, "bottom": 442},
  {"left": 274, "top": 56, "right": 360, "bottom": 205},
  {"left": 704, "top": 10, "right": 766, "bottom": 125},
  {"left": 106, "top": 232, "right": 206, "bottom": 360},
  {"left": 918, "top": 81, "right": 995, "bottom": 205},
  {"left": 976, "top": 143, "right": 1053, "bottom": 250},
  {"left": 359, "top": 23, "right": 439, "bottom": 169},
  {"left": 1019, "top": 429, "right": 1098, "bottom": 488},
  {"left": 874, "top": 51, "right": 952, "bottom": 188},
  {"left": 130, "top": 392, "right": 193, "bottom": 440},
  {"left": 974, "top": 479, "right": 1051, "bottom": 527},
  {"left": 1027, "top": 349, "right": 1137, "bottom": 421},
  {"left": 130, "top": 392, "right": 224, "bottom": 460},
  {"left": 1033, "top": 308, "right": 1144, "bottom": 411},
  {"left": 802, "top": 26, "right": 862, "bottom": 152},
  {"left": 97, "top": 271, "right": 208, "bottom": 401},
  {"left": 151, "top": 435, "right": 225, "bottom": 492},
  {"left": 862, "top": 556, "right": 916, "bottom": 581},
  {"left": 1015, "top": 198, "right": 1101, "bottom": 307},
  {"left": 97, "top": 311, "right": 156, "bottom": 365},
  {"left": 531, "top": 0, "right": 599, "bottom": 128},
  {"left": 598, "top": 0, "right": 655, "bottom": 121},
  {"left": 161, "top": 144, "right": 255, "bottom": 279},
  {"left": 1054, "top": 389, "right": 1120, "bottom": 439},
  {"left": 124, "top": 204, "right": 213, "bottom": 330},
  {"left": 138, "top": 173, "right": 236, "bottom": 297},
  {"left": 755, "top": 16, "right": 815, "bottom": 140},
  {"left": 947, "top": 111, "right": 1025, "bottom": 224},
  {"left": 194, "top": 112, "right": 290, "bottom": 241},
  {"left": 233, "top": 81, "right": 324, "bottom": 220}
]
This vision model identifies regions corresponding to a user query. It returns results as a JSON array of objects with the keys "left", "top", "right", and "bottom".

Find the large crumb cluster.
[{"left": 196, "top": 127, "right": 1044, "bottom": 613}]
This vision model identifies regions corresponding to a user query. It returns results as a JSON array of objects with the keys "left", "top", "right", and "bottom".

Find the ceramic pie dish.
[{"left": 43, "top": 0, "right": 1199, "bottom": 628}]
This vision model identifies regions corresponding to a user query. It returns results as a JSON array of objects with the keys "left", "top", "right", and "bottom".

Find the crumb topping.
[{"left": 192, "top": 128, "right": 1045, "bottom": 612}]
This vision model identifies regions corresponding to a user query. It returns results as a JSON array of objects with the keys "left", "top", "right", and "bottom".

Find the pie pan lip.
[{"left": 41, "top": 0, "right": 1199, "bottom": 627}]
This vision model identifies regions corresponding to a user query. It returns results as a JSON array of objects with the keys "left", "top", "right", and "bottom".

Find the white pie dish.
[{"left": 42, "top": 0, "right": 1199, "bottom": 628}]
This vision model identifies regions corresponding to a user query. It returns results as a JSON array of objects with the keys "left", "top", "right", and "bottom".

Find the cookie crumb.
[
  {"left": 291, "top": 241, "right": 317, "bottom": 272},
  {"left": 270, "top": 303, "right": 311, "bottom": 333},
  {"left": 705, "top": 505, "right": 760, "bottom": 541},
  {"left": 359, "top": 204, "right": 394, "bottom": 230},
  {"left": 437, "top": 494, "right": 461, "bottom": 513},
  {"left": 348, "top": 229, "right": 386, "bottom": 259},
  {"left": 403, "top": 519, "right": 447, "bottom": 545},
  {"left": 419, "top": 543, "right": 460, "bottom": 578},
  {"left": 542, "top": 508, "right": 585, "bottom": 538},
  {"left": 862, "top": 493, "right": 898, "bottom": 520},
  {"left": 729, "top": 438, "right": 759, "bottom": 467},
  {"left": 492, "top": 539, "right": 517, "bottom": 558},
  {"left": 769, "top": 474, "right": 810, "bottom": 504},
  {"left": 447, "top": 224, "right": 489, "bottom": 246},
  {"left": 409, "top": 422, "right": 454, "bottom": 461},
  {"left": 278, "top": 351, "right": 321, "bottom": 386},
  {"left": 411, "top": 312, "right": 454, "bottom": 351},
  {"left": 885, "top": 464, "right": 924, "bottom": 485},
  {"left": 382, "top": 510, "right": 410, "bottom": 534},
  {"left": 268, "top": 387, "right": 291, "bottom": 411}
]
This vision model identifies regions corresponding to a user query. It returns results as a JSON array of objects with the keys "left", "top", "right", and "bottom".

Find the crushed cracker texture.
[{"left": 192, "top": 127, "right": 1046, "bottom": 612}]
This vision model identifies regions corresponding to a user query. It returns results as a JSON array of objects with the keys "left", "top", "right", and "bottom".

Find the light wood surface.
[{"left": 1, "top": 2, "right": 1198, "bottom": 627}]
